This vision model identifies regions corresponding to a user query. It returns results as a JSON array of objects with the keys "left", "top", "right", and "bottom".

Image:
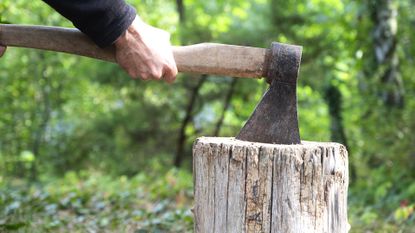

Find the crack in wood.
[{"left": 193, "top": 137, "right": 349, "bottom": 233}]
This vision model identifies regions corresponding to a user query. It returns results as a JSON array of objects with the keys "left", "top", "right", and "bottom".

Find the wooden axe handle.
[{"left": 0, "top": 24, "right": 269, "bottom": 78}]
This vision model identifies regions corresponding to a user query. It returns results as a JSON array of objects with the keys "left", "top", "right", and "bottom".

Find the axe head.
[{"left": 236, "top": 42, "right": 302, "bottom": 144}]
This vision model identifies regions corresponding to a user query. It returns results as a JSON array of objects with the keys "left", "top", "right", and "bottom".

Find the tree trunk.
[
  {"left": 324, "top": 84, "right": 348, "bottom": 148},
  {"left": 30, "top": 53, "right": 51, "bottom": 180},
  {"left": 176, "top": 0, "right": 185, "bottom": 23},
  {"left": 174, "top": 75, "right": 207, "bottom": 167},
  {"left": 193, "top": 137, "right": 349, "bottom": 233},
  {"left": 324, "top": 83, "right": 356, "bottom": 181},
  {"left": 369, "top": 0, "right": 404, "bottom": 107},
  {"left": 214, "top": 79, "right": 237, "bottom": 136}
]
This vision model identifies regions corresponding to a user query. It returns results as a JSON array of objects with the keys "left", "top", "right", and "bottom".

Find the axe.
[{"left": 0, "top": 24, "right": 302, "bottom": 144}]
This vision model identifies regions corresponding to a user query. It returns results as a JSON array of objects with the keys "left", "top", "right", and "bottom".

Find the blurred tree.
[
  {"left": 176, "top": 0, "right": 185, "bottom": 22},
  {"left": 214, "top": 79, "right": 237, "bottom": 136},
  {"left": 324, "top": 82, "right": 348, "bottom": 149},
  {"left": 369, "top": 0, "right": 404, "bottom": 108},
  {"left": 174, "top": 75, "right": 207, "bottom": 167}
]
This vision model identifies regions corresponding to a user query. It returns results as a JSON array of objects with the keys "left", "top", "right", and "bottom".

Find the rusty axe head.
[{"left": 236, "top": 42, "right": 302, "bottom": 144}]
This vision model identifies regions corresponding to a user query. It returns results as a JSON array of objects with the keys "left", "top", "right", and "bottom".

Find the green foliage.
[
  {"left": 1, "top": 0, "right": 415, "bottom": 232},
  {"left": 0, "top": 168, "right": 193, "bottom": 232}
]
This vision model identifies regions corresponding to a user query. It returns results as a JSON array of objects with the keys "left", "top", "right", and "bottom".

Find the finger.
[
  {"left": 163, "top": 66, "right": 177, "bottom": 84},
  {"left": 150, "top": 68, "right": 163, "bottom": 80},
  {"left": 167, "top": 51, "right": 178, "bottom": 77},
  {"left": 124, "top": 68, "right": 139, "bottom": 79},
  {"left": 0, "top": 46, "right": 7, "bottom": 57},
  {"left": 139, "top": 73, "right": 151, "bottom": 81},
  {"left": 171, "top": 62, "right": 178, "bottom": 77},
  {"left": 164, "top": 59, "right": 178, "bottom": 83}
]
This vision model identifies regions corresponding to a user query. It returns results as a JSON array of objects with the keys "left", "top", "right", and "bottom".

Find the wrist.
[{"left": 114, "top": 15, "right": 144, "bottom": 47}]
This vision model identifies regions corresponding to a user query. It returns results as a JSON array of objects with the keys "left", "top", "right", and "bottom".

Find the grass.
[{"left": 0, "top": 169, "right": 193, "bottom": 233}]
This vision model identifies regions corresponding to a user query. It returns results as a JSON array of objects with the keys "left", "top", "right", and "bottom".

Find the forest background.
[{"left": 0, "top": 0, "right": 414, "bottom": 232}]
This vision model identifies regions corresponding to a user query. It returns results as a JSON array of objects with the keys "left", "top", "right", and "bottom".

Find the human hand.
[
  {"left": 114, "top": 16, "right": 178, "bottom": 83},
  {"left": 0, "top": 45, "right": 6, "bottom": 57}
]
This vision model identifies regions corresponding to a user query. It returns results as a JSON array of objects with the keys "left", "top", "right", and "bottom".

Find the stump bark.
[{"left": 193, "top": 137, "right": 349, "bottom": 233}]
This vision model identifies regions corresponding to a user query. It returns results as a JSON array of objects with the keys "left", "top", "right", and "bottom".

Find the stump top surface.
[{"left": 196, "top": 137, "right": 344, "bottom": 149}]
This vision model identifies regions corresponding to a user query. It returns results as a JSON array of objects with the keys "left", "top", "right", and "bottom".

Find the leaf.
[{"left": 0, "top": 222, "right": 27, "bottom": 230}]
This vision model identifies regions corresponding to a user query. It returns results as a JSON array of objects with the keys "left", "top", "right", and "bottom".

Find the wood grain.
[
  {"left": 0, "top": 24, "right": 269, "bottom": 78},
  {"left": 193, "top": 137, "right": 349, "bottom": 233}
]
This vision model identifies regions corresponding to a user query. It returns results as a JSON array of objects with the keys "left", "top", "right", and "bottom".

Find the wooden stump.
[{"left": 193, "top": 137, "right": 349, "bottom": 233}]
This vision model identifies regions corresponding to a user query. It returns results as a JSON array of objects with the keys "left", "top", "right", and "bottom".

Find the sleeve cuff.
[{"left": 94, "top": 4, "right": 136, "bottom": 48}]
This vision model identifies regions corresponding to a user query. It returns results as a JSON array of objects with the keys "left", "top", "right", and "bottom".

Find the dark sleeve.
[{"left": 42, "top": 0, "right": 136, "bottom": 48}]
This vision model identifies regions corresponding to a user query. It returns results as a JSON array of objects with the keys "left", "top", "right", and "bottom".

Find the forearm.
[
  {"left": 42, "top": 0, "right": 136, "bottom": 47},
  {"left": 2, "top": 1, "right": 178, "bottom": 81}
]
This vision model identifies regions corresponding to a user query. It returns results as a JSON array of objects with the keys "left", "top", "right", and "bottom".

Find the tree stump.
[{"left": 193, "top": 137, "right": 349, "bottom": 233}]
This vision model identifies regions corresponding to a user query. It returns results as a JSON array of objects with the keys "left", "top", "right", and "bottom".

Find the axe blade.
[{"left": 236, "top": 42, "right": 302, "bottom": 144}]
